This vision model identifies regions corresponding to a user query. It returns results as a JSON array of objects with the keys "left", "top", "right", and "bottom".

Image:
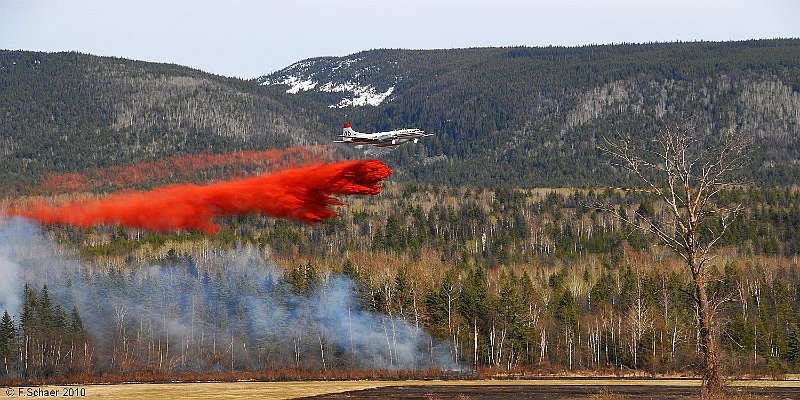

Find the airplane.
[{"left": 333, "top": 122, "right": 431, "bottom": 147}]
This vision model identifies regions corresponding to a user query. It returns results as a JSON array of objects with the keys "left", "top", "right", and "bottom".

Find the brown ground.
[{"left": 299, "top": 384, "right": 800, "bottom": 400}]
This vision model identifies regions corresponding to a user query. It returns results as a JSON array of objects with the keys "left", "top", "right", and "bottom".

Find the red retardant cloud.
[
  {"left": 38, "top": 145, "right": 336, "bottom": 194},
  {"left": 9, "top": 159, "right": 392, "bottom": 234}
]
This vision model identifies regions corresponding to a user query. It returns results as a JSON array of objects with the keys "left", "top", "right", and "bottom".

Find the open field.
[{"left": 6, "top": 379, "right": 800, "bottom": 400}]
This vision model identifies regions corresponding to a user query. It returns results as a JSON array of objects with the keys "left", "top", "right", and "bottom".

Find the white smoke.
[
  {"left": 0, "top": 218, "right": 61, "bottom": 316},
  {"left": 0, "top": 224, "right": 23, "bottom": 314},
  {"left": 0, "top": 219, "right": 459, "bottom": 371}
]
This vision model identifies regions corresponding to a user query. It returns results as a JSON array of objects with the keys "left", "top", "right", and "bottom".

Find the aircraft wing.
[
  {"left": 373, "top": 142, "right": 404, "bottom": 147},
  {"left": 375, "top": 133, "right": 396, "bottom": 141}
]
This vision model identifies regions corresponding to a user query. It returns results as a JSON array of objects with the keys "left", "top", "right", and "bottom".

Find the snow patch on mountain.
[
  {"left": 260, "top": 57, "right": 398, "bottom": 107},
  {"left": 279, "top": 76, "right": 318, "bottom": 94},
  {"left": 262, "top": 75, "right": 394, "bottom": 107},
  {"left": 323, "top": 84, "right": 394, "bottom": 108}
]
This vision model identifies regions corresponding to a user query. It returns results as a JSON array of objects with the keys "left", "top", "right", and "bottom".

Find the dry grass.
[
  {"left": 589, "top": 390, "right": 627, "bottom": 400},
  {"left": 59, "top": 381, "right": 402, "bottom": 400},
  {"left": 718, "top": 388, "right": 776, "bottom": 400},
  {"left": 16, "top": 379, "right": 795, "bottom": 400}
]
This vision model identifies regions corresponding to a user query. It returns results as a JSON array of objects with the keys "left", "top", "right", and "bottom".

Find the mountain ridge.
[
  {"left": 2, "top": 40, "right": 800, "bottom": 193},
  {"left": 259, "top": 39, "right": 800, "bottom": 187}
]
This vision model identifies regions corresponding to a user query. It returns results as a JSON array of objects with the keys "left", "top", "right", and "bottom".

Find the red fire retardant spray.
[{"left": 10, "top": 159, "right": 392, "bottom": 234}]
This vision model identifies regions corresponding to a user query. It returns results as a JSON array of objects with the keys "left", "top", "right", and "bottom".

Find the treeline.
[
  {"left": 4, "top": 253, "right": 800, "bottom": 381},
  {"left": 0, "top": 255, "right": 447, "bottom": 382},
  {"left": 3, "top": 184, "right": 800, "bottom": 382},
  {"left": 0, "top": 285, "right": 89, "bottom": 378},
  {"left": 260, "top": 184, "right": 800, "bottom": 262},
  {"left": 367, "top": 255, "right": 800, "bottom": 375}
]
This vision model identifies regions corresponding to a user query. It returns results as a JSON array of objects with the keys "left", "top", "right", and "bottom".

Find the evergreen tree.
[
  {"left": 556, "top": 290, "right": 580, "bottom": 335},
  {"left": 393, "top": 267, "right": 413, "bottom": 316},
  {"left": 0, "top": 310, "right": 15, "bottom": 374},
  {"left": 19, "top": 284, "right": 37, "bottom": 336},
  {"left": 37, "top": 284, "right": 54, "bottom": 332},
  {"left": 459, "top": 265, "right": 488, "bottom": 367},
  {"left": 69, "top": 306, "right": 84, "bottom": 334}
]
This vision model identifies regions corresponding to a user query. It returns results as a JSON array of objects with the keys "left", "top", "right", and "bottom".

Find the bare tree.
[{"left": 602, "top": 124, "right": 750, "bottom": 398}]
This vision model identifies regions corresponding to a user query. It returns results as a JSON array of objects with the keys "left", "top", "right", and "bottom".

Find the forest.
[{"left": 2, "top": 183, "right": 800, "bottom": 382}]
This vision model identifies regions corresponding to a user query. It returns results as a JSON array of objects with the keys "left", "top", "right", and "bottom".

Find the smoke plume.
[
  {"left": 0, "top": 219, "right": 458, "bottom": 372},
  {"left": 9, "top": 159, "right": 392, "bottom": 234}
]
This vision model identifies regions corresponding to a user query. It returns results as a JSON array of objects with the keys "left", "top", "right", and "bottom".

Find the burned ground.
[{"left": 299, "top": 384, "right": 800, "bottom": 400}]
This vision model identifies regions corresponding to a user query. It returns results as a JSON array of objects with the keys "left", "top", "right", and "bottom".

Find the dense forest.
[{"left": 2, "top": 184, "right": 800, "bottom": 381}]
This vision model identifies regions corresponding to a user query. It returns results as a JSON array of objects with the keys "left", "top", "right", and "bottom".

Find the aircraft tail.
[{"left": 343, "top": 122, "right": 357, "bottom": 137}]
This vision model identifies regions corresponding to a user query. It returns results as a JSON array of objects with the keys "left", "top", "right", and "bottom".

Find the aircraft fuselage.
[{"left": 334, "top": 122, "right": 430, "bottom": 147}]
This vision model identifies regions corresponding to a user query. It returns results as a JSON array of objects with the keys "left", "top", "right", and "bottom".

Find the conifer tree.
[
  {"left": 70, "top": 307, "right": 84, "bottom": 334},
  {"left": 0, "top": 310, "right": 15, "bottom": 375},
  {"left": 459, "top": 266, "right": 488, "bottom": 368}
]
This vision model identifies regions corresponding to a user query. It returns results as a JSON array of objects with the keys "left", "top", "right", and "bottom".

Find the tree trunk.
[
  {"left": 694, "top": 270, "right": 722, "bottom": 398},
  {"left": 318, "top": 335, "right": 326, "bottom": 371},
  {"left": 473, "top": 318, "right": 478, "bottom": 370}
]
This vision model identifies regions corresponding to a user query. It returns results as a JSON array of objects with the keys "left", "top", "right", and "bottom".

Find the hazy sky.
[{"left": 1, "top": 0, "right": 798, "bottom": 78}]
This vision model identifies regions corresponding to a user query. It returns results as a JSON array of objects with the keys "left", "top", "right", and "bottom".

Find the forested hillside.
[
  {"left": 262, "top": 39, "right": 800, "bottom": 187},
  {"left": 3, "top": 41, "right": 800, "bottom": 192},
  {"left": 0, "top": 51, "right": 329, "bottom": 194}
]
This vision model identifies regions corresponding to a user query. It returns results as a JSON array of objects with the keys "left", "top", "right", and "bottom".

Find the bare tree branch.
[{"left": 599, "top": 123, "right": 752, "bottom": 398}]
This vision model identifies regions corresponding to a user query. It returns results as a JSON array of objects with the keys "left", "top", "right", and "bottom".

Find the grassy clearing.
[{"left": 50, "top": 381, "right": 399, "bottom": 400}]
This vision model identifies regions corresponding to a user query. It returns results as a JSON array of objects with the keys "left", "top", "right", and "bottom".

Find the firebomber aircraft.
[{"left": 333, "top": 122, "right": 431, "bottom": 148}]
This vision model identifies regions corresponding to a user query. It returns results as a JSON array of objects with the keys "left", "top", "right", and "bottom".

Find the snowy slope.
[{"left": 258, "top": 55, "right": 400, "bottom": 108}]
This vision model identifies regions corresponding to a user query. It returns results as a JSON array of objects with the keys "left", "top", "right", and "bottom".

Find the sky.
[{"left": 1, "top": 0, "right": 799, "bottom": 79}]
